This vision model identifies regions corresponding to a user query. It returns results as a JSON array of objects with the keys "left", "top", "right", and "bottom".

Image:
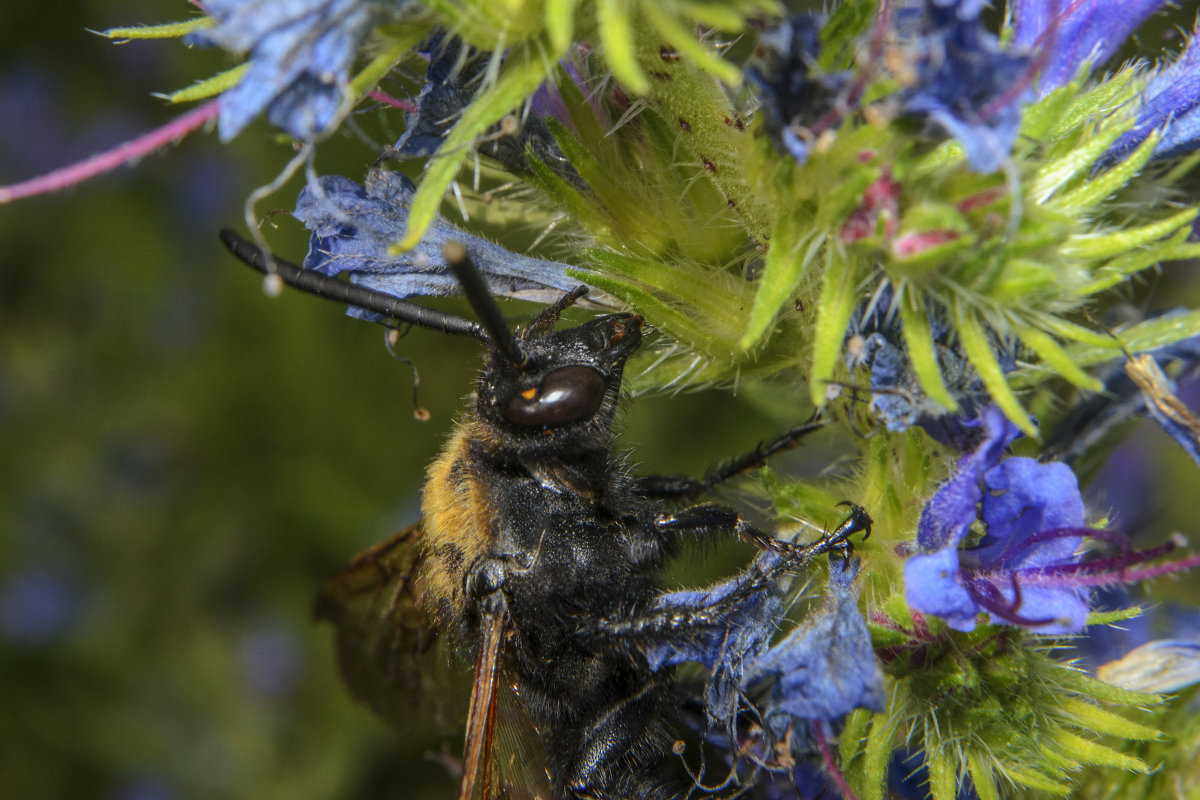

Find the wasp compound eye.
[{"left": 506, "top": 365, "right": 606, "bottom": 427}]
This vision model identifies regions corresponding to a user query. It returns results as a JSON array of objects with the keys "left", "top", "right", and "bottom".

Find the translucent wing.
[
  {"left": 316, "top": 524, "right": 551, "bottom": 799},
  {"left": 461, "top": 611, "right": 505, "bottom": 800},
  {"left": 314, "top": 523, "right": 469, "bottom": 734}
]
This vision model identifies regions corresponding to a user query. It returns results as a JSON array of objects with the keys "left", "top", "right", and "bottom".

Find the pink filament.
[{"left": 0, "top": 100, "right": 220, "bottom": 203}]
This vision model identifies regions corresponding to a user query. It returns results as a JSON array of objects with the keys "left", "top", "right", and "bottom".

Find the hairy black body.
[{"left": 221, "top": 230, "right": 869, "bottom": 799}]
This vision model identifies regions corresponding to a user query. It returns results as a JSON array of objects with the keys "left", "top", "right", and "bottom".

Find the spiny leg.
[
  {"left": 605, "top": 504, "right": 873, "bottom": 641},
  {"left": 635, "top": 420, "right": 826, "bottom": 501}
]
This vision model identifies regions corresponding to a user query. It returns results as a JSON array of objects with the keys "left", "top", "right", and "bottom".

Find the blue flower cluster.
[{"left": 190, "top": 0, "right": 384, "bottom": 141}]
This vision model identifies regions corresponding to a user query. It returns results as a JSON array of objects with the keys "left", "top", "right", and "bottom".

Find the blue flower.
[
  {"left": 190, "top": 0, "right": 381, "bottom": 141},
  {"left": 394, "top": 34, "right": 579, "bottom": 183},
  {"left": 743, "top": 558, "right": 886, "bottom": 733},
  {"left": 646, "top": 554, "right": 883, "bottom": 742},
  {"left": 844, "top": 284, "right": 1015, "bottom": 450},
  {"left": 1104, "top": 26, "right": 1200, "bottom": 164},
  {"left": 899, "top": 0, "right": 1034, "bottom": 172},
  {"left": 293, "top": 169, "right": 593, "bottom": 318},
  {"left": 904, "top": 406, "right": 1093, "bottom": 633},
  {"left": 1011, "top": 0, "right": 1169, "bottom": 96},
  {"left": 644, "top": 550, "right": 786, "bottom": 726},
  {"left": 745, "top": 14, "right": 848, "bottom": 165}
]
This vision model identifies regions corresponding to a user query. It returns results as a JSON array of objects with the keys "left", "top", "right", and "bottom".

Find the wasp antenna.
[
  {"left": 443, "top": 240, "right": 530, "bottom": 368},
  {"left": 220, "top": 229, "right": 489, "bottom": 342}
]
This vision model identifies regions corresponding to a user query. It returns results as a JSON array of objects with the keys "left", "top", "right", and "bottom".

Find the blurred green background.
[{"left": 2, "top": 2, "right": 1199, "bottom": 799}]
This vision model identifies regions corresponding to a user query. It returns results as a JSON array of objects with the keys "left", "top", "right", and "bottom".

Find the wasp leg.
[
  {"left": 608, "top": 505, "right": 873, "bottom": 640},
  {"left": 635, "top": 420, "right": 825, "bottom": 501},
  {"left": 652, "top": 503, "right": 783, "bottom": 553}
]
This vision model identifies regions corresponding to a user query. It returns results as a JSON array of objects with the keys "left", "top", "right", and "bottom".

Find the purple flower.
[
  {"left": 293, "top": 169, "right": 592, "bottom": 318},
  {"left": 1012, "top": 0, "right": 1169, "bottom": 96},
  {"left": 645, "top": 550, "right": 786, "bottom": 725},
  {"left": 190, "top": 0, "right": 381, "bottom": 141},
  {"left": 899, "top": 0, "right": 1034, "bottom": 172},
  {"left": 904, "top": 406, "right": 1093, "bottom": 633}
]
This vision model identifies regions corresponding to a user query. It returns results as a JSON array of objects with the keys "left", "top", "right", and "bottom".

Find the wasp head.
[{"left": 475, "top": 313, "right": 643, "bottom": 456}]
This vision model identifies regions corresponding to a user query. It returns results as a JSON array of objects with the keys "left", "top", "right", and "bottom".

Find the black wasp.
[{"left": 220, "top": 230, "right": 871, "bottom": 800}]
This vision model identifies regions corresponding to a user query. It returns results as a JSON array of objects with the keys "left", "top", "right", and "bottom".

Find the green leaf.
[
  {"left": 1076, "top": 227, "right": 1200, "bottom": 296},
  {"left": 1063, "top": 311, "right": 1200, "bottom": 370},
  {"left": 863, "top": 712, "right": 894, "bottom": 800},
  {"left": 809, "top": 250, "right": 861, "bottom": 407},
  {"left": 953, "top": 299, "right": 1037, "bottom": 436},
  {"left": 641, "top": 2, "right": 742, "bottom": 86},
  {"left": 1051, "top": 730, "right": 1152, "bottom": 772},
  {"left": 926, "top": 746, "right": 958, "bottom": 800},
  {"left": 162, "top": 64, "right": 249, "bottom": 104},
  {"left": 1014, "top": 324, "right": 1102, "bottom": 391},
  {"left": 1031, "top": 119, "right": 1129, "bottom": 203},
  {"left": 102, "top": 17, "right": 212, "bottom": 39},
  {"left": 1060, "top": 698, "right": 1162, "bottom": 742},
  {"left": 1063, "top": 207, "right": 1198, "bottom": 261},
  {"left": 1005, "top": 765, "right": 1074, "bottom": 795},
  {"left": 839, "top": 707, "right": 871, "bottom": 769},
  {"left": 349, "top": 31, "right": 427, "bottom": 99},
  {"left": 545, "top": 0, "right": 578, "bottom": 53},
  {"left": 598, "top": 0, "right": 650, "bottom": 94},
  {"left": 1054, "top": 665, "right": 1162, "bottom": 707},
  {"left": 1056, "top": 129, "right": 1160, "bottom": 211},
  {"left": 897, "top": 285, "right": 958, "bottom": 411},
  {"left": 966, "top": 752, "right": 1000, "bottom": 800},
  {"left": 741, "top": 223, "right": 818, "bottom": 349}
]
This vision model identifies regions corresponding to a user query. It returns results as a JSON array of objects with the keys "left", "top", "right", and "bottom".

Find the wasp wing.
[
  {"left": 460, "top": 610, "right": 505, "bottom": 800},
  {"left": 314, "top": 522, "right": 470, "bottom": 734},
  {"left": 316, "top": 524, "right": 550, "bottom": 799}
]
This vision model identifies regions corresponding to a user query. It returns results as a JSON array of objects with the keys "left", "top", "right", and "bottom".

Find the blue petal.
[
  {"left": 293, "top": 170, "right": 585, "bottom": 317},
  {"left": 900, "top": 0, "right": 1033, "bottom": 172},
  {"left": 1103, "top": 27, "right": 1200, "bottom": 163},
  {"left": 190, "top": 0, "right": 378, "bottom": 141},
  {"left": 974, "top": 458, "right": 1085, "bottom": 568},
  {"left": 914, "top": 406, "right": 1019, "bottom": 551},
  {"left": 643, "top": 551, "right": 784, "bottom": 674},
  {"left": 743, "top": 559, "right": 885, "bottom": 728},
  {"left": 1011, "top": 0, "right": 1168, "bottom": 95},
  {"left": 904, "top": 547, "right": 981, "bottom": 631},
  {"left": 644, "top": 551, "right": 786, "bottom": 725}
]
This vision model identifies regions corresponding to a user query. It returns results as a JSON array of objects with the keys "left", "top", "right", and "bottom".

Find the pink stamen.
[
  {"left": 1028, "top": 539, "right": 1180, "bottom": 582},
  {"left": 812, "top": 719, "right": 860, "bottom": 800},
  {"left": 0, "top": 100, "right": 220, "bottom": 204},
  {"left": 367, "top": 90, "right": 417, "bottom": 113}
]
